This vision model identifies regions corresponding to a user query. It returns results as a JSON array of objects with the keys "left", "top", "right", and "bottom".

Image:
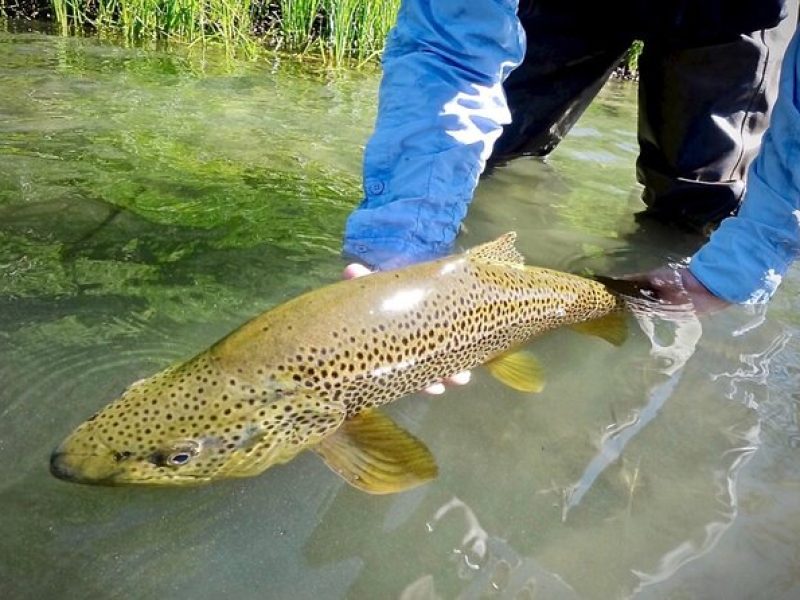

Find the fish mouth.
[
  {"left": 49, "top": 449, "right": 213, "bottom": 486},
  {"left": 49, "top": 450, "right": 119, "bottom": 485}
]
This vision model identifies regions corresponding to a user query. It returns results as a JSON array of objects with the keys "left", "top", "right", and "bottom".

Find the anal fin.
[
  {"left": 570, "top": 311, "right": 628, "bottom": 346},
  {"left": 485, "top": 349, "right": 544, "bottom": 392}
]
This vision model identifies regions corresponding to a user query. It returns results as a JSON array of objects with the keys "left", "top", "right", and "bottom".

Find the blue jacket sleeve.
[
  {"left": 342, "top": 0, "right": 525, "bottom": 270},
  {"left": 689, "top": 30, "right": 800, "bottom": 303}
]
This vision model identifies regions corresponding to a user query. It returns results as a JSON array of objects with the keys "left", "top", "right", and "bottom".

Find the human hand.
[
  {"left": 343, "top": 263, "right": 472, "bottom": 394},
  {"left": 617, "top": 264, "right": 730, "bottom": 315}
]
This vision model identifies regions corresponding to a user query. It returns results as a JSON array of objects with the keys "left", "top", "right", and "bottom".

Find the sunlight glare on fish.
[
  {"left": 370, "top": 359, "right": 416, "bottom": 379},
  {"left": 439, "top": 259, "right": 465, "bottom": 276},
  {"left": 381, "top": 288, "right": 426, "bottom": 312}
]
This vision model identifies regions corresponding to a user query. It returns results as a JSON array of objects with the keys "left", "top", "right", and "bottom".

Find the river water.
[{"left": 1, "top": 23, "right": 799, "bottom": 600}]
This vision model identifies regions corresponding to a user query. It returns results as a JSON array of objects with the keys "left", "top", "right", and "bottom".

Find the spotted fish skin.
[
  {"left": 217, "top": 242, "right": 623, "bottom": 416},
  {"left": 50, "top": 233, "right": 624, "bottom": 488}
]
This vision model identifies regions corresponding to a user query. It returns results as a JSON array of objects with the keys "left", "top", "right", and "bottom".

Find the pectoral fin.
[
  {"left": 229, "top": 393, "right": 346, "bottom": 477},
  {"left": 314, "top": 409, "right": 438, "bottom": 494},
  {"left": 570, "top": 311, "right": 628, "bottom": 346},
  {"left": 485, "top": 350, "right": 544, "bottom": 392}
]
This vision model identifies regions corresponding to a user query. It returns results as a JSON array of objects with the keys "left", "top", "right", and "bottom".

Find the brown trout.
[{"left": 50, "top": 232, "right": 626, "bottom": 494}]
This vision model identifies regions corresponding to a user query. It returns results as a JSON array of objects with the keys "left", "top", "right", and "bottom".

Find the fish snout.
[
  {"left": 50, "top": 450, "right": 81, "bottom": 482},
  {"left": 49, "top": 448, "right": 118, "bottom": 485}
]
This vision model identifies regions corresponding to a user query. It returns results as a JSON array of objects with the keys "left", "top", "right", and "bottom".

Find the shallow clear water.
[{"left": 2, "top": 23, "right": 800, "bottom": 600}]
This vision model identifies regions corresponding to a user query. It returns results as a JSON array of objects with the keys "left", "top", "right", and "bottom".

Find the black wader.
[{"left": 489, "top": 0, "right": 798, "bottom": 230}]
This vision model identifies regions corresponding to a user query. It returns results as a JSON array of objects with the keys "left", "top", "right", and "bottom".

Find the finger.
[
  {"left": 424, "top": 382, "right": 446, "bottom": 395},
  {"left": 446, "top": 371, "right": 471, "bottom": 386},
  {"left": 343, "top": 263, "right": 372, "bottom": 279}
]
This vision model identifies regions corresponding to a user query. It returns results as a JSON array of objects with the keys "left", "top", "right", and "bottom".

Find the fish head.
[{"left": 50, "top": 359, "right": 347, "bottom": 486}]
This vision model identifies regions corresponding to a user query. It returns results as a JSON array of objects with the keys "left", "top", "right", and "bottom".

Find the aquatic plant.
[
  {"left": 318, "top": 0, "right": 398, "bottom": 64},
  {"left": 277, "top": 0, "right": 319, "bottom": 49},
  {"left": 4, "top": 2, "right": 645, "bottom": 71},
  {"left": 624, "top": 40, "right": 643, "bottom": 72},
  {"left": 38, "top": 0, "right": 399, "bottom": 62}
]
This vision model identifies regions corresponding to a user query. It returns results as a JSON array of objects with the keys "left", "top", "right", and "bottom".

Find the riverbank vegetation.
[
  {"left": 2, "top": 0, "right": 643, "bottom": 71},
  {"left": 615, "top": 40, "right": 643, "bottom": 80},
  {"left": 2, "top": 0, "right": 400, "bottom": 62}
]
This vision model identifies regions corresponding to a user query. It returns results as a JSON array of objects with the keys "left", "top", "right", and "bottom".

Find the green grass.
[
  {"left": 623, "top": 40, "right": 643, "bottom": 72},
  {"left": 278, "top": 0, "right": 319, "bottom": 50},
  {"left": 7, "top": 2, "right": 639, "bottom": 68},
  {"left": 42, "top": 0, "right": 400, "bottom": 62},
  {"left": 48, "top": 0, "right": 258, "bottom": 57}
]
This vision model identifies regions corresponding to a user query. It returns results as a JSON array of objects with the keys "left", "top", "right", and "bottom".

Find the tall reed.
[
  {"left": 43, "top": 0, "right": 400, "bottom": 63},
  {"left": 278, "top": 0, "right": 319, "bottom": 50},
  {"left": 274, "top": 0, "right": 398, "bottom": 63}
]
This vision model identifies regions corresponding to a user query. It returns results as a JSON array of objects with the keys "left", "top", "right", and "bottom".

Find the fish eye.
[
  {"left": 152, "top": 440, "right": 201, "bottom": 468},
  {"left": 166, "top": 451, "right": 193, "bottom": 466}
]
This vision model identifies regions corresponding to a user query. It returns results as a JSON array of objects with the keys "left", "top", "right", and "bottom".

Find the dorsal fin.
[{"left": 467, "top": 232, "right": 525, "bottom": 265}]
